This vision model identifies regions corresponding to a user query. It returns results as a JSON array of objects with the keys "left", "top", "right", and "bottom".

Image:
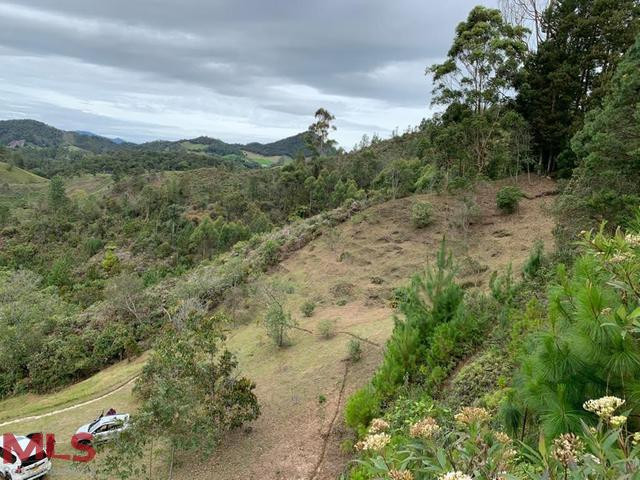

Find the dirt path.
[{"left": 0, "top": 376, "right": 139, "bottom": 429}]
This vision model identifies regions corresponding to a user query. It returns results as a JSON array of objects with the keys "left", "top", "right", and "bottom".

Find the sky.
[{"left": 0, "top": 0, "right": 496, "bottom": 148}]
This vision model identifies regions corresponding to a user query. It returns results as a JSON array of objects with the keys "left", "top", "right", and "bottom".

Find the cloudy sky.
[{"left": 0, "top": 0, "right": 496, "bottom": 147}]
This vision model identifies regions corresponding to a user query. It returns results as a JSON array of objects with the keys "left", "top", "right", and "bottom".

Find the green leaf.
[{"left": 629, "top": 306, "right": 640, "bottom": 319}]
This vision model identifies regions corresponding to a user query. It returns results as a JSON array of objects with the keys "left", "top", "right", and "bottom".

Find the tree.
[
  {"left": 500, "top": 0, "right": 550, "bottom": 47},
  {"left": 103, "top": 309, "right": 259, "bottom": 479},
  {"left": 306, "top": 108, "right": 337, "bottom": 158},
  {"left": 510, "top": 226, "right": 640, "bottom": 439},
  {"left": 428, "top": 6, "right": 529, "bottom": 114},
  {"left": 104, "top": 273, "right": 149, "bottom": 323},
  {"left": 262, "top": 282, "right": 297, "bottom": 347},
  {"left": 556, "top": 33, "right": 640, "bottom": 242},
  {"left": 516, "top": 0, "right": 640, "bottom": 173},
  {"left": 189, "top": 215, "right": 218, "bottom": 259},
  {"left": 48, "top": 176, "right": 68, "bottom": 210}
]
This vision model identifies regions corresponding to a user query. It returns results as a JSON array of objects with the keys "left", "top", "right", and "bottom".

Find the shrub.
[
  {"left": 496, "top": 186, "right": 523, "bottom": 213},
  {"left": 450, "top": 195, "right": 481, "bottom": 232},
  {"left": 259, "top": 239, "right": 280, "bottom": 270},
  {"left": 101, "top": 248, "right": 120, "bottom": 274},
  {"left": 317, "top": 318, "right": 336, "bottom": 339},
  {"left": 345, "top": 385, "right": 380, "bottom": 431},
  {"left": 522, "top": 240, "right": 544, "bottom": 278},
  {"left": 510, "top": 225, "right": 640, "bottom": 438},
  {"left": 348, "top": 339, "right": 362, "bottom": 362},
  {"left": 84, "top": 237, "right": 104, "bottom": 256},
  {"left": 300, "top": 300, "right": 316, "bottom": 317},
  {"left": 410, "top": 201, "right": 433, "bottom": 228}
]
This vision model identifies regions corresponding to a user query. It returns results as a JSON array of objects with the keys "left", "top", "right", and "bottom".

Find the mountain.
[
  {"left": 0, "top": 119, "right": 131, "bottom": 153},
  {"left": 135, "top": 136, "right": 244, "bottom": 157},
  {"left": 0, "top": 119, "right": 335, "bottom": 160},
  {"left": 243, "top": 132, "right": 318, "bottom": 157}
]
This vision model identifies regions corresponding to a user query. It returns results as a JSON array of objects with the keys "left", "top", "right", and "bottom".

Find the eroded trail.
[{"left": 179, "top": 176, "right": 557, "bottom": 480}]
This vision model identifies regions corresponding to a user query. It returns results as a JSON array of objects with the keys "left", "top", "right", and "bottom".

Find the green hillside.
[
  {"left": 0, "top": 161, "right": 47, "bottom": 184},
  {"left": 0, "top": 119, "right": 128, "bottom": 152},
  {"left": 243, "top": 132, "right": 330, "bottom": 157}
]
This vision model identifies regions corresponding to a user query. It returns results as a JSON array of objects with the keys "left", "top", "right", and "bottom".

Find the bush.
[
  {"left": 522, "top": 241, "right": 544, "bottom": 278},
  {"left": 84, "top": 237, "right": 104, "bottom": 256},
  {"left": 348, "top": 339, "right": 362, "bottom": 362},
  {"left": 450, "top": 195, "right": 481, "bottom": 232},
  {"left": 410, "top": 201, "right": 433, "bottom": 228},
  {"left": 300, "top": 300, "right": 316, "bottom": 317},
  {"left": 345, "top": 385, "right": 380, "bottom": 431},
  {"left": 496, "top": 186, "right": 523, "bottom": 214},
  {"left": 317, "top": 318, "right": 336, "bottom": 339}
]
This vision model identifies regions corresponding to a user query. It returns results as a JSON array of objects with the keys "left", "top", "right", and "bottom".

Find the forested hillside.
[
  {"left": 0, "top": 121, "right": 320, "bottom": 177},
  {"left": 243, "top": 131, "right": 332, "bottom": 157}
]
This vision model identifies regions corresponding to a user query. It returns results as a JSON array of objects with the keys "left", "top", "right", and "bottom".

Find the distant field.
[
  {"left": 179, "top": 141, "right": 208, "bottom": 152},
  {"left": 65, "top": 173, "right": 114, "bottom": 198},
  {"left": 0, "top": 161, "right": 47, "bottom": 184},
  {"left": 242, "top": 150, "right": 290, "bottom": 167}
]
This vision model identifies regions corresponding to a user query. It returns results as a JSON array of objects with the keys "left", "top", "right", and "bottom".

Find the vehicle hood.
[{"left": 75, "top": 423, "right": 91, "bottom": 435}]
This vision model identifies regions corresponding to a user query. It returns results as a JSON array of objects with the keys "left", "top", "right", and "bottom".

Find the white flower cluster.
[
  {"left": 389, "top": 470, "right": 414, "bottom": 480},
  {"left": 610, "top": 415, "right": 627, "bottom": 428},
  {"left": 454, "top": 407, "right": 490, "bottom": 425},
  {"left": 409, "top": 417, "right": 441, "bottom": 439},
  {"left": 368, "top": 418, "right": 390, "bottom": 434},
  {"left": 551, "top": 433, "right": 584, "bottom": 466},
  {"left": 494, "top": 431, "right": 511, "bottom": 443},
  {"left": 625, "top": 234, "right": 640, "bottom": 248},
  {"left": 439, "top": 471, "right": 472, "bottom": 480},
  {"left": 609, "top": 252, "right": 633, "bottom": 264},
  {"left": 583, "top": 396, "right": 625, "bottom": 419},
  {"left": 355, "top": 432, "right": 391, "bottom": 452}
]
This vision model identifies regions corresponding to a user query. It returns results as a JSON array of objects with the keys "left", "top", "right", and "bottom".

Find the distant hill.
[
  {"left": 135, "top": 136, "right": 244, "bottom": 157},
  {"left": 0, "top": 119, "right": 337, "bottom": 169},
  {"left": 0, "top": 120, "right": 131, "bottom": 153},
  {"left": 243, "top": 132, "right": 316, "bottom": 157}
]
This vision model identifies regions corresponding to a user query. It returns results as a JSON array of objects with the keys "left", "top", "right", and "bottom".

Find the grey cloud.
[{"left": 0, "top": 0, "right": 498, "bottom": 146}]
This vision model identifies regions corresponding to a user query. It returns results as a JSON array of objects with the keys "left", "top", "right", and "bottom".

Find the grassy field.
[
  {"left": 0, "top": 354, "right": 146, "bottom": 425},
  {"left": 65, "top": 173, "right": 114, "bottom": 198},
  {"left": 0, "top": 161, "right": 47, "bottom": 184},
  {"left": 242, "top": 150, "right": 289, "bottom": 167}
]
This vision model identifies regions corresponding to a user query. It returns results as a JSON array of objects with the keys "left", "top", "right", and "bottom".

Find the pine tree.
[
  {"left": 516, "top": 0, "right": 640, "bottom": 173},
  {"left": 557, "top": 33, "right": 640, "bottom": 242}
]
